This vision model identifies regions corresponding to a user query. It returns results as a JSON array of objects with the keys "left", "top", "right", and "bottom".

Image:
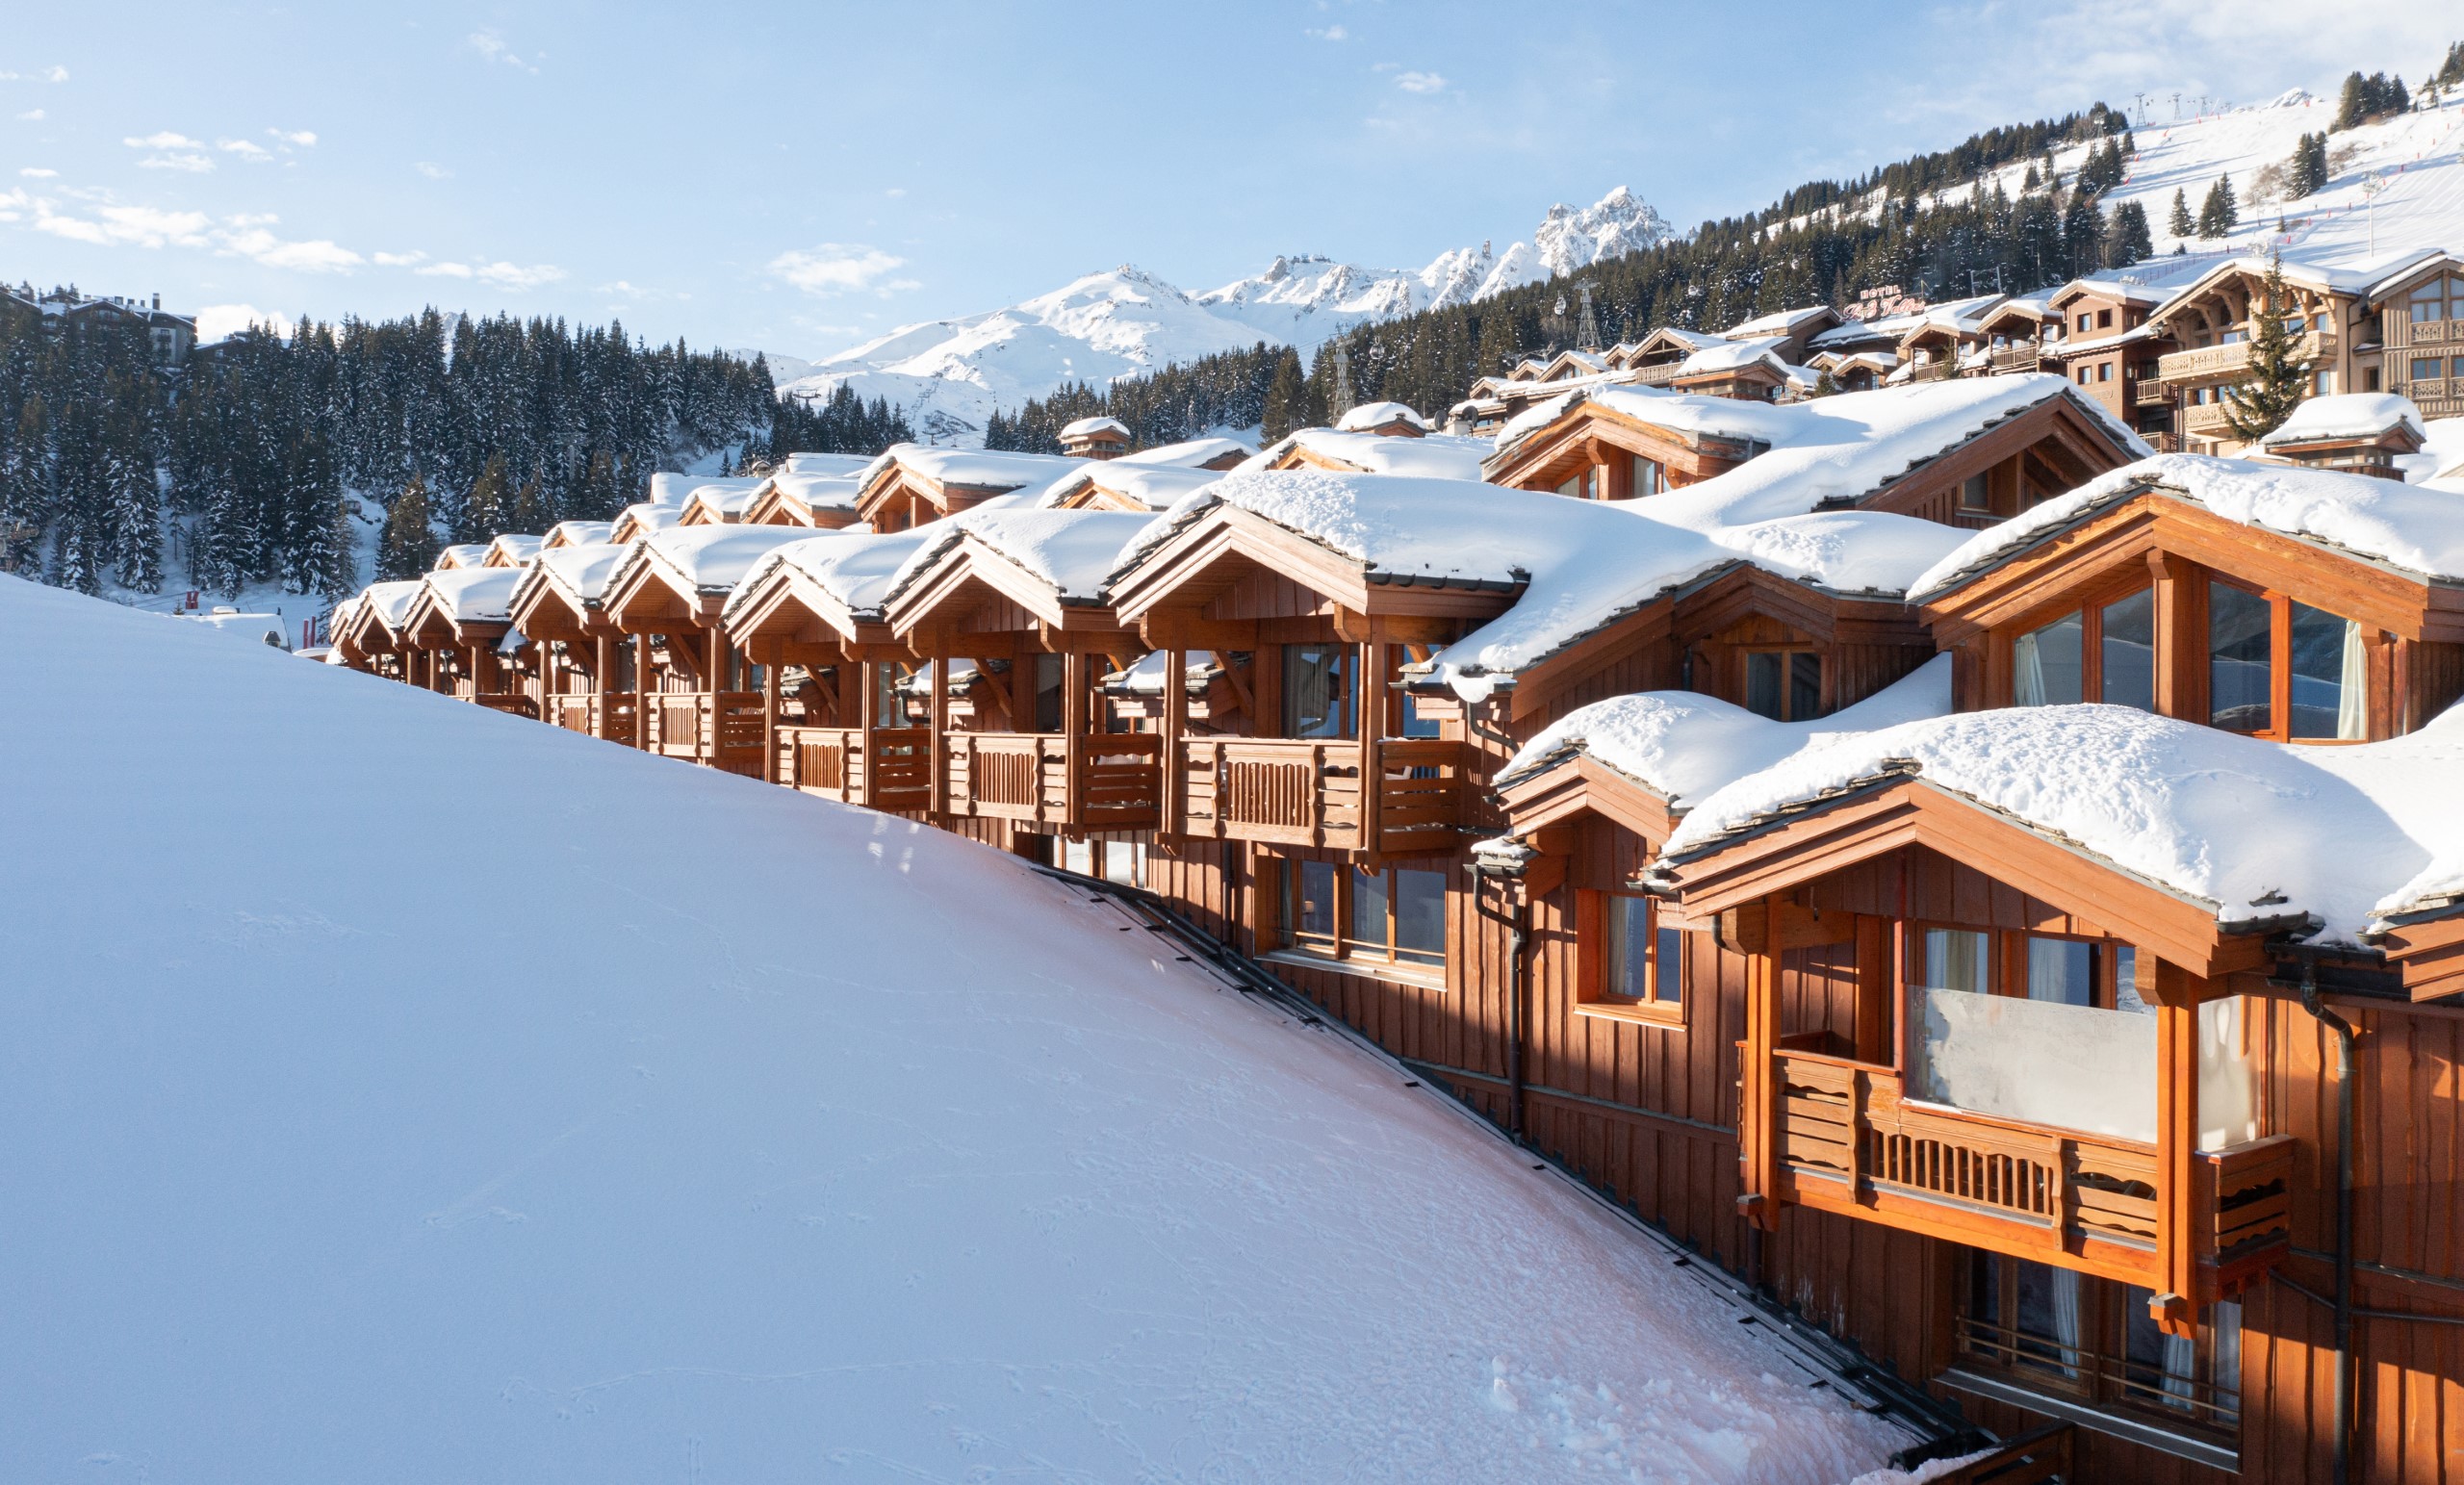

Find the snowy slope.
[
  {"left": 778, "top": 187, "right": 1669, "bottom": 442},
  {"left": 0, "top": 573, "right": 1912, "bottom": 1483}
]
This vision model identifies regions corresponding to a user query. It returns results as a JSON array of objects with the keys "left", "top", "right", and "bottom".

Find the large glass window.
[
  {"left": 1029, "top": 653, "right": 1065, "bottom": 732},
  {"left": 1282, "top": 860, "right": 1445, "bottom": 971},
  {"left": 1961, "top": 1253, "right": 2242, "bottom": 1438},
  {"left": 2289, "top": 602, "right": 2363, "bottom": 740},
  {"left": 2013, "top": 612, "right": 2084, "bottom": 705},
  {"left": 1631, "top": 455, "right": 1667, "bottom": 497},
  {"left": 1281, "top": 644, "right": 1354, "bottom": 739},
  {"left": 1598, "top": 894, "right": 1683, "bottom": 1009},
  {"left": 2100, "top": 589, "right": 2156, "bottom": 710},
  {"left": 2026, "top": 935, "right": 2096, "bottom": 1006},
  {"left": 2208, "top": 581, "right": 2273, "bottom": 733},
  {"left": 1745, "top": 650, "right": 1823, "bottom": 720},
  {"left": 1921, "top": 928, "right": 1992, "bottom": 994}
]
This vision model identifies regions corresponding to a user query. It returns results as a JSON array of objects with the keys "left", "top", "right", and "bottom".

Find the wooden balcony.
[
  {"left": 1988, "top": 346, "right": 2041, "bottom": 374},
  {"left": 778, "top": 726, "right": 932, "bottom": 812},
  {"left": 1764, "top": 1050, "right": 2292, "bottom": 1294},
  {"left": 1629, "top": 362, "right": 1683, "bottom": 386},
  {"left": 1172, "top": 736, "right": 1477, "bottom": 854},
  {"left": 2157, "top": 332, "right": 2323, "bottom": 384},
  {"left": 942, "top": 731, "right": 1162, "bottom": 831},
  {"left": 550, "top": 693, "right": 639, "bottom": 743},
  {"left": 645, "top": 690, "right": 765, "bottom": 775},
  {"left": 2180, "top": 402, "right": 2233, "bottom": 439},
  {"left": 2131, "top": 380, "right": 2175, "bottom": 407},
  {"left": 472, "top": 692, "right": 537, "bottom": 719}
]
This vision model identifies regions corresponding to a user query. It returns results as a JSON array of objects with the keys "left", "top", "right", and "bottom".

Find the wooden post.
[
  {"left": 762, "top": 650, "right": 782, "bottom": 785},
  {"left": 593, "top": 634, "right": 613, "bottom": 740},
  {"left": 1358, "top": 640, "right": 1383, "bottom": 851},
  {"left": 1853, "top": 914, "right": 1892, "bottom": 1064},
  {"left": 927, "top": 641, "right": 950, "bottom": 817},
  {"left": 1734, "top": 898, "right": 1781, "bottom": 1232},
  {"left": 1160, "top": 646, "right": 1186, "bottom": 836},
  {"left": 2151, "top": 956, "right": 2203, "bottom": 1338},
  {"left": 1062, "top": 648, "right": 1089, "bottom": 827},
  {"left": 705, "top": 627, "right": 725, "bottom": 766},
  {"left": 2148, "top": 551, "right": 2206, "bottom": 724}
]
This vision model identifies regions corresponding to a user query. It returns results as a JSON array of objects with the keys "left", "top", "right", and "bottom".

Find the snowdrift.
[{"left": 0, "top": 574, "right": 1907, "bottom": 1482}]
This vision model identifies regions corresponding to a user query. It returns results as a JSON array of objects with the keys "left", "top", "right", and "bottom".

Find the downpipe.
[{"left": 1466, "top": 852, "right": 1529, "bottom": 1146}]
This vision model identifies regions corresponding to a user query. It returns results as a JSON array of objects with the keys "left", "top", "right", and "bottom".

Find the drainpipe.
[
  {"left": 2297, "top": 960, "right": 2357, "bottom": 1485},
  {"left": 1468, "top": 838, "right": 1535, "bottom": 1145}
]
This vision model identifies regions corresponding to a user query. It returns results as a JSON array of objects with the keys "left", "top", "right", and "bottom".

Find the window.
[
  {"left": 874, "top": 660, "right": 914, "bottom": 728},
  {"left": 2364, "top": 367, "right": 2381, "bottom": 392},
  {"left": 1284, "top": 861, "right": 1446, "bottom": 971},
  {"left": 1959, "top": 1253, "right": 2242, "bottom": 1440},
  {"left": 2209, "top": 580, "right": 2368, "bottom": 741},
  {"left": 1029, "top": 653, "right": 1065, "bottom": 731},
  {"left": 1281, "top": 644, "right": 1354, "bottom": 739},
  {"left": 2413, "top": 278, "right": 2449, "bottom": 323},
  {"left": 2076, "top": 367, "right": 2092, "bottom": 386},
  {"left": 1584, "top": 892, "right": 1684, "bottom": 1017},
  {"left": 1058, "top": 837, "right": 1145, "bottom": 887},
  {"left": 2413, "top": 357, "right": 2443, "bottom": 383},
  {"left": 2313, "top": 369, "right": 2336, "bottom": 396},
  {"left": 2097, "top": 308, "right": 2114, "bottom": 329},
  {"left": 2076, "top": 312, "right": 2092, "bottom": 334},
  {"left": 2097, "top": 362, "right": 2113, "bottom": 382},
  {"left": 1959, "top": 472, "right": 1992, "bottom": 511},
  {"left": 1745, "top": 650, "right": 1823, "bottom": 720},
  {"left": 1631, "top": 454, "right": 1667, "bottom": 497},
  {"left": 2011, "top": 588, "right": 2152, "bottom": 711},
  {"left": 1919, "top": 928, "right": 1992, "bottom": 994},
  {"left": 1557, "top": 467, "right": 1597, "bottom": 499}
]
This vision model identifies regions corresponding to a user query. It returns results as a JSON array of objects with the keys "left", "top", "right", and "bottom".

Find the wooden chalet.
[
  {"left": 1251, "top": 425, "right": 1491, "bottom": 480},
  {"left": 1608, "top": 327, "right": 1729, "bottom": 390},
  {"left": 878, "top": 509, "right": 1164, "bottom": 851},
  {"left": 396, "top": 568, "right": 531, "bottom": 715},
  {"left": 480, "top": 533, "right": 544, "bottom": 568},
  {"left": 505, "top": 541, "right": 639, "bottom": 743},
  {"left": 333, "top": 578, "right": 425, "bottom": 681},
  {"left": 1331, "top": 400, "right": 1431, "bottom": 438},
  {"left": 2253, "top": 394, "right": 2428, "bottom": 480},
  {"left": 1058, "top": 416, "right": 1132, "bottom": 460},
  {"left": 431, "top": 542, "right": 492, "bottom": 571},
  {"left": 599, "top": 525, "right": 811, "bottom": 776},
  {"left": 541, "top": 519, "right": 616, "bottom": 550},
  {"left": 2040, "top": 277, "right": 2177, "bottom": 447},
  {"left": 1034, "top": 460, "right": 1219, "bottom": 513},
  {"left": 609, "top": 499, "right": 687, "bottom": 544},
  {"left": 674, "top": 474, "right": 770, "bottom": 527},
  {"left": 1666, "top": 340, "right": 1793, "bottom": 401},
  {"left": 1895, "top": 294, "right": 2007, "bottom": 383},
  {"left": 1719, "top": 304, "right": 1844, "bottom": 367},
  {"left": 739, "top": 469, "right": 865, "bottom": 528},
  {"left": 1974, "top": 294, "right": 2062, "bottom": 376},
  {"left": 719, "top": 528, "right": 937, "bottom": 814},
  {"left": 852, "top": 447, "right": 1086, "bottom": 533}
]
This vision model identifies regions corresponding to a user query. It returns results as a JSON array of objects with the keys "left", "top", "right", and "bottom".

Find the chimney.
[{"left": 153, "top": 294, "right": 161, "bottom": 311}]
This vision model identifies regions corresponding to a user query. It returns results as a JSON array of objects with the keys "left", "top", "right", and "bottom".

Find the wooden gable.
[
  {"left": 885, "top": 533, "right": 1132, "bottom": 654},
  {"left": 1856, "top": 392, "right": 2136, "bottom": 527},
  {"left": 1482, "top": 397, "right": 1758, "bottom": 495}
]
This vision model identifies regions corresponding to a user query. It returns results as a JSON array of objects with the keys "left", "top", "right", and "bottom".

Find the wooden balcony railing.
[
  {"left": 2180, "top": 402, "right": 2233, "bottom": 437},
  {"left": 779, "top": 726, "right": 933, "bottom": 811},
  {"left": 552, "top": 695, "right": 596, "bottom": 733},
  {"left": 645, "top": 690, "right": 764, "bottom": 773},
  {"left": 2157, "top": 331, "right": 2323, "bottom": 383},
  {"left": 1628, "top": 362, "right": 1683, "bottom": 386},
  {"left": 2132, "top": 379, "right": 2176, "bottom": 407},
  {"left": 1172, "top": 737, "right": 1476, "bottom": 853},
  {"left": 473, "top": 692, "right": 537, "bottom": 719},
  {"left": 942, "top": 731, "right": 1163, "bottom": 831},
  {"left": 1988, "top": 346, "right": 2041, "bottom": 374},
  {"left": 552, "top": 693, "right": 642, "bottom": 744},
  {"left": 1763, "top": 1050, "right": 2292, "bottom": 1290}
]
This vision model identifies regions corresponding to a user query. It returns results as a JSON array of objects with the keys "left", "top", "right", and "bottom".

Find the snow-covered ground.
[
  {"left": 775, "top": 188, "right": 1667, "bottom": 442},
  {"left": 0, "top": 573, "right": 1912, "bottom": 1483}
]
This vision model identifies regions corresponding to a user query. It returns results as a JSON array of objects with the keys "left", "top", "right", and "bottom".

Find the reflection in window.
[
  {"left": 1283, "top": 860, "right": 1445, "bottom": 969},
  {"left": 1295, "top": 860, "right": 1337, "bottom": 948},
  {"left": 2014, "top": 612, "right": 2084, "bottom": 705},
  {"left": 1603, "top": 895, "right": 1681, "bottom": 1005},
  {"left": 2026, "top": 936, "right": 2095, "bottom": 1006},
  {"left": 1746, "top": 651, "right": 1823, "bottom": 720},
  {"left": 1349, "top": 864, "right": 1390, "bottom": 950},
  {"left": 2209, "top": 582, "right": 2272, "bottom": 733},
  {"left": 1282, "top": 645, "right": 1354, "bottom": 739},
  {"left": 2100, "top": 589, "right": 2155, "bottom": 710},
  {"left": 1923, "top": 928, "right": 1991, "bottom": 993},
  {"left": 1631, "top": 455, "right": 1667, "bottom": 497},
  {"left": 2290, "top": 602, "right": 2365, "bottom": 740},
  {"left": 1393, "top": 869, "right": 1446, "bottom": 966},
  {"left": 1030, "top": 653, "right": 1065, "bottom": 731}
]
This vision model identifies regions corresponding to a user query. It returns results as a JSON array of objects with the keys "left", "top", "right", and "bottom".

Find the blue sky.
[{"left": 3, "top": 1, "right": 2455, "bottom": 356}]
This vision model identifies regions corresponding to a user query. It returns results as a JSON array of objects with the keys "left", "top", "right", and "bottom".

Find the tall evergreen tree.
[
  {"left": 377, "top": 475, "right": 440, "bottom": 579},
  {"left": 1260, "top": 348, "right": 1311, "bottom": 442},
  {"left": 2222, "top": 254, "right": 2312, "bottom": 442},
  {"left": 2106, "top": 200, "right": 2154, "bottom": 267},
  {"left": 2168, "top": 188, "right": 2195, "bottom": 238},
  {"left": 2195, "top": 176, "right": 2238, "bottom": 238},
  {"left": 104, "top": 410, "right": 161, "bottom": 592},
  {"left": 457, "top": 453, "right": 511, "bottom": 544}
]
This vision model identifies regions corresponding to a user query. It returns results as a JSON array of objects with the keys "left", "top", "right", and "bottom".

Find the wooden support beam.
[
  {"left": 2149, "top": 551, "right": 2206, "bottom": 725},
  {"left": 1854, "top": 914, "right": 1892, "bottom": 1064},
  {"left": 762, "top": 654, "right": 782, "bottom": 785},
  {"left": 1160, "top": 646, "right": 1186, "bottom": 836},
  {"left": 2151, "top": 956, "right": 2203, "bottom": 1338},
  {"left": 1062, "top": 649, "right": 1089, "bottom": 826},
  {"left": 1738, "top": 897, "right": 1781, "bottom": 1232}
]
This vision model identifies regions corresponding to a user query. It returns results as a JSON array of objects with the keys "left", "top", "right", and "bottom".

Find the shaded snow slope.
[{"left": 0, "top": 575, "right": 1910, "bottom": 1483}]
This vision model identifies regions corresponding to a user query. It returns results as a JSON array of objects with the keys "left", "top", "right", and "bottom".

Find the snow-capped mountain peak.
[{"left": 775, "top": 187, "right": 1670, "bottom": 443}]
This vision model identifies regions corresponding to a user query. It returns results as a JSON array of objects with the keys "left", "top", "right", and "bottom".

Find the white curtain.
[
  {"left": 2049, "top": 1268, "right": 2082, "bottom": 1377},
  {"left": 2338, "top": 619, "right": 2369, "bottom": 740},
  {"left": 2013, "top": 629, "right": 2047, "bottom": 707}
]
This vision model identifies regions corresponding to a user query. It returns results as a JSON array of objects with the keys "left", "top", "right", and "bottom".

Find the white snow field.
[{"left": 0, "top": 574, "right": 1912, "bottom": 1483}]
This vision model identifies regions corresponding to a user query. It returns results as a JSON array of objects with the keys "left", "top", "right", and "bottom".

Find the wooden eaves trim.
[
  {"left": 884, "top": 535, "right": 1121, "bottom": 644},
  {"left": 1859, "top": 393, "right": 2129, "bottom": 516},
  {"left": 1919, "top": 487, "right": 2464, "bottom": 645},
  {"left": 1481, "top": 397, "right": 1735, "bottom": 489},
  {"left": 601, "top": 555, "right": 712, "bottom": 634},
  {"left": 1657, "top": 773, "right": 2270, "bottom": 981},
  {"left": 505, "top": 570, "right": 597, "bottom": 643}
]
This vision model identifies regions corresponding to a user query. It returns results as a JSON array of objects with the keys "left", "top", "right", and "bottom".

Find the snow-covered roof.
[
  {"left": 2149, "top": 250, "right": 2455, "bottom": 323},
  {"left": 1806, "top": 319, "right": 1900, "bottom": 350},
  {"left": 782, "top": 451, "right": 874, "bottom": 477},
  {"left": 1675, "top": 338, "right": 1788, "bottom": 377},
  {"left": 683, "top": 480, "right": 766, "bottom": 520},
  {"left": 360, "top": 579, "right": 424, "bottom": 634},
  {"left": 1656, "top": 699, "right": 2464, "bottom": 946},
  {"left": 860, "top": 444, "right": 1088, "bottom": 494},
  {"left": 2258, "top": 393, "right": 2426, "bottom": 448},
  {"left": 530, "top": 541, "right": 631, "bottom": 608},
  {"left": 433, "top": 544, "right": 490, "bottom": 571},
  {"left": 1499, "top": 656, "right": 1952, "bottom": 810},
  {"left": 646, "top": 472, "right": 701, "bottom": 507},
  {"left": 1723, "top": 305, "right": 1832, "bottom": 339},
  {"left": 1910, "top": 454, "right": 2464, "bottom": 601},
  {"left": 1245, "top": 426, "right": 1492, "bottom": 480},
  {"left": 1033, "top": 461, "right": 1221, "bottom": 512},
  {"left": 766, "top": 470, "right": 863, "bottom": 514},
  {"left": 1334, "top": 400, "right": 1430, "bottom": 433},
  {"left": 720, "top": 529, "right": 940, "bottom": 627},
  {"left": 886, "top": 508, "right": 1159, "bottom": 608},
  {"left": 484, "top": 534, "right": 543, "bottom": 567},
  {"left": 1901, "top": 294, "right": 2006, "bottom": 336},
  {"left": 2053, "top": 273, "right": 2172, "bottom": 309},
  {"left": 421, "top": 566, "right": 519, "bottom": 625},
  {"left": 630, "top": 524, "right": 819, "bottom": 595},
  {"left": 1116, "top": 436, "right": 1254, "bottom": 468},
  {"left": 2047, "top": 322, "right": 2158, "bottom": 356},
  {"left": 615, "top": 501, "right": 686, "bottom": 537},
  {"left": 544, "top": 519, "right": 615, "bottom": 548},
  {"left": 1060, "top": 415, "right": 1130, "bottom": 439}
]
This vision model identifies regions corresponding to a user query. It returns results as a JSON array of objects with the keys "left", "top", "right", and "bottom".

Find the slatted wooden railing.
[
  {"left": 1078, "top": 732, "right": 1161, "bottom": 830},
  {"left": 864, "top": 727, "right": 932, "bottom": 812},
  {"left": 1174, "top": 736, "right": 1470, "bottom": 850},
  {"left": 947, "top": 733, "right": 1065, "bottom": 821}
]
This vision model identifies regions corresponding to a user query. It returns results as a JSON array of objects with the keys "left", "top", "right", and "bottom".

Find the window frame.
[
  {"left": 1742, "top": 647, "right": 1825, "bottom": 720},
  {"left": 2206, "top": 576, "right": 2369, "bottom": 745},
  {"left": 1279, "top": 858, "right": 1448, "bottom": 977},
  {"left": 1576, "top": 889, "right": 1688, "bottom": 1027},
  {"left": 1910, "top": 923, "right": 2134, "bottom": 1011},
  {"left": 1998, "top": 575, "right": 2154, "bottom": 710}
]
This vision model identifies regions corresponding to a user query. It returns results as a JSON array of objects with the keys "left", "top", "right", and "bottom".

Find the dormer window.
[
  {"left": 2209, "top": 580, "right": 2364, "bottom": 740},
  {"left": 1744, "top": 649, "right": 1822, "bottom": 720}
]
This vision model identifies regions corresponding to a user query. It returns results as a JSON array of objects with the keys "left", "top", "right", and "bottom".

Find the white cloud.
[
  {"left": 268, "top": 129, "right": 317, "bottom": 147},
  {"left": 138, "top": 152, "right": 215, "bottom": 173},
  {"left": 1392, "top": 70, "right": 1447, "bottom": 94},
  {"left": 414, "top": 161, "right": 452, "bottom": 179},
  {"left": 768, "top": 243, "right": 916, "bottom": 297},
  {"left": 123, "top": 131, "right": 204, "bottom": 150},
  {"left": 1307, "top": 24, "right": 1348, "bottom": 39},
  {"left": 33, "top": 203, "right": 213, "bottom": 248},
  {"left": 372, "top": 250, "right": 425, "bottom": 267},
  {"left": 16, "top": 109, "right": 43, "bottom": 120},
  {"left": 415, "top": 260, "right": 564, "bottom": 290},
  {"left": 217, "top": 225, "right": 362, "bottom": 272},
  {"left": 43, "top": 64, "right": 66, "bottom": 82},
  {"left": 19, "top": 166, "right": 54, "bottom": 178},
  {"left": 885, "top": 186, "right": 907, "bottom": 197},
  {"left": 195, "top": 304, "right": 292, "bottom": 344},
  {"left": 218, "top": 138, "right": 271, "bottom": 161},
  {"left": 466, "top": 30, "right": 540, "bottom": 74}
]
